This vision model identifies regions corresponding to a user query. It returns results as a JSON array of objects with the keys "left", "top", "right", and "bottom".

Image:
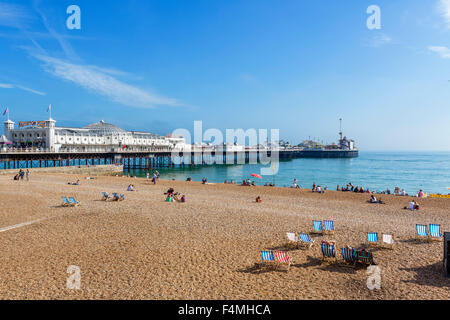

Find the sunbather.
[{"left": 256, "top": 196, "right": 262, "bottom": 203}]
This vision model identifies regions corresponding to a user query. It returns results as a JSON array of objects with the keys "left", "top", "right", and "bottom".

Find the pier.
[{"left": 0, "top": 148, "right": 358, "bottom": 170}]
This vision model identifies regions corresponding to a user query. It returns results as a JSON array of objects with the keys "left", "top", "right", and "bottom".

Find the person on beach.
[
  {"left": 418, "top": 190, "right": 424, "bottom": 198},
  {"left": 180, "top": 195, "right": 186, "bottom": 203},
  {"left": 127, "top": 184, "right": 136, "bottom": 191},
  {"left": 186, "top": 177, "right": 192, "bottom": 182},
  {"left": 354, "top": 186, "right": 359, "bottom": 193},
  {"left": 152, "top": 173, "right": 157, "bottom": 185},
  {"left": 316, "top": 186, "right": 324, "bottom": 194},
  {"left": 26, "top": 169, "right": 29, "bottom": 181},
  {"left": 256, "top": 196, "right": 262, "bottom": 203},
  {"left": 146, "top": 172, "right": 150, "bottom": 179},
  {"left": 202, "top": 178, "right": 208, "bottom": 184},
  {"left": 312, "top": 182, "right": 316, "bottom": 192},
  {"left": 19, "top": 169, "right": 24, "bottom": 180},
  {"left": 369, "top": 195, "right": 383, "bottom": 204},
  {"left": 405, "top": 200, "right": 419, "bottom": 211}
]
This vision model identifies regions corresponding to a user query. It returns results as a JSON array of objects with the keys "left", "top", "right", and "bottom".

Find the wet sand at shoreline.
[{"left": 0, "top": 173, "right": 448, "bottom": 300}]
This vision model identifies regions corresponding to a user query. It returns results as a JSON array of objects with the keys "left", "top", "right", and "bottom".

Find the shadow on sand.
[{"left": 399, "top": 262, "right": 449, "bottom": 288}]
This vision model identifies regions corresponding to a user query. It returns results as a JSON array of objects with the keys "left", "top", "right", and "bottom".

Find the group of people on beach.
[
  {"left": 312, "top": 182, "right": 327, "bottom": 194},
  {"left": 336, "top": 183, "right": 372, "bottom": 193},
  {"left": 145, "top": 170, "right": 159, "bottom": 185},
  {"left": 13, "top": 169, "right": 29, "bottom": 181},
  {"left": 164, "top": 188, "right": 186, "bottom": 203}
]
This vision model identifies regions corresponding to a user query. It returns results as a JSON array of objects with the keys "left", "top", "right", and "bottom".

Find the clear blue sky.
[{"left": 1, "top": 0, "right": 450, "bottom": 151}]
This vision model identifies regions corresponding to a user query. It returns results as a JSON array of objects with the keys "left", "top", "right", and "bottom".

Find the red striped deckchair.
[{"left": 274, "top": 251, "right": 292, "bottom": 271}]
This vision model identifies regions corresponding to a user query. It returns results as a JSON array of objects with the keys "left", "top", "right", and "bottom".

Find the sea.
[{"left": 124, "top": 151, "right": 450, "bottom": 195}]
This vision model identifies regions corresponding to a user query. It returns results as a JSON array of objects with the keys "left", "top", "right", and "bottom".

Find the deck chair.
[
  {"left": 286, "top": 232, "right": 300, "bottom": 248},
  {"left": 341, "top": 247, "right": 356, "bottom": 266},
  {"left": 62, "top": 196, "right": 72, "bottom": 207},
  {"left": 324, "top": 220, "right": 335, "bottom": 234},
  {"left": 298, "top": 233, "right": 315, "bottom": 249},
  {"left": 321, "top": 241, "right": 337, "bottom": 263},
  {"left": 274, "top": 251, "right": 292, "bottom": 271},
  {"left": 261, "top": 250, "right": 275, "bottom": 267},
  {"left": 312, "top": 220, "right": 324, "bottom": 234},
  {"left": 367, "top": 232, "right": 379, "bottom": 247},
  {"left": 102, "top": 192, "right": 110, "bottom": 201},
  {"left": 354, "top": 249, "right": 374, "bottom": 266},
  {"left": 382, "top": 234, "right": 395, "bottom": 249},
  {"left": 119, "top": 194, "right": 126, "bottom": 201},
  {"left": 112, "top": 193, "right": 120, "bottom": 201},
  {"left": 429, "top": 224, "right": 443, "bottom": 241},
  {"left": 416, "top": 224, "right": 429, "bottom": 241},
  {"left": 68, "top": 197, "right": 80, "bottom": 206}
]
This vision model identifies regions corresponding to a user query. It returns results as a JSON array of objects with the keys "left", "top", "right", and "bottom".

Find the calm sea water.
[{"left": 125, "top": 151, "right": 450, "bottom": 195}]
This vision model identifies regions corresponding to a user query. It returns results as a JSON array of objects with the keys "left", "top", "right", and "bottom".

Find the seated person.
[
  {"left": 405, "top": 200, "right": 419, "bottom": 210},
  {"left": 418, "top": 190, "right": 424, "bottom": 198},
  {"left": 368, "top": 195, "right": 384, "bottom": 204},
  {"left": 13, "top": 174, "right": 19, "bottom": 180},
  {"left": 127, "top": 184, "right": 135, "bottom": 191},
  {"left": 166, "top": 194, "right": 173, "bottom": 202},
  {"left": 180, "top": 195, "right": 186, "bottom": 203},
  {"left": 256, "top": 196, "right": 262, "bottom": 203}
]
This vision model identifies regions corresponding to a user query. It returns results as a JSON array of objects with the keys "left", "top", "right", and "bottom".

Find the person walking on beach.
[
  {"left": 26, "top": 169, "right": 30, "bottom": 181},
  {"left": 152, "top": 173, "right": 157, "bottom": 185}
]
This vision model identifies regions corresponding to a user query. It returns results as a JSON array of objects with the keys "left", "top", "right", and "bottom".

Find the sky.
[{"left": 1, "top": 0, "right": 450, "bottom": 151}]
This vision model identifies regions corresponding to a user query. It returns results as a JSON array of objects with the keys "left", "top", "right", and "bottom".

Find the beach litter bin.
[{"left": 445, "top": 232, "right": 450, "bottom": 278}]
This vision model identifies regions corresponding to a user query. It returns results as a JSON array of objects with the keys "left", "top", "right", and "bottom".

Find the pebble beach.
[{"left": 0, "top": 173, "right": 448, "bottom": 300}]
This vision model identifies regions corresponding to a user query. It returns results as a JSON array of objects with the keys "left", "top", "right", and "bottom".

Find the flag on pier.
[
  {"left": 47, "top": 104, "right": 51, "bottom": 112},
  {"left": 2, "top": 107, "right": 8, "bottom": 116}
]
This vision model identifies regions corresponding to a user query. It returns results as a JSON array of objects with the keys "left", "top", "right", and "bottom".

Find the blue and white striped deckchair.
[
  {"left": 313, "top": 220, "right": 323, "bottom": 233},
  {"left": 324, "top": 220, "right": 335, "bottom": 233},
  {"left": 321, "top": 242, "right": 337, "bottom": 262},
  {"left": 341, "top": 247, "right": 356, "bottom": 266},
  {"left": 62, "top": 196, "right": 73, "bottom": 207},
  {"left": 429, "top": 224, "right": 443, "bottom": 241},
  {"left": 69, "top": 197, "right": 80, "bottom": 206},
  {"left": 416, "top": 224, "right": 429, "bottom": 241},
  {"left": 102, "top": 192, "right": 110, "bottom": 201},
  {"left": 367, "top": 232, "right": 379, "bottom": 246},
  {"left": 298, "top": 233, "right": 315, "bottom": 249},
  {"left": 261, "top": 250, "right": 275, "bottom": 266}
]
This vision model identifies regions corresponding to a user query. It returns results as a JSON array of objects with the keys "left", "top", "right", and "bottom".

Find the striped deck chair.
[
  {"left": 286, "top": 232, "right": 300, "bottom": 248},
  {"left": 102, "top": 192, "right": 110, "bottom": 201},
  {"left": 119, "top": 194, "right": 126, "bottom": 201},
  {"left": 274, "top": 251, "right": 292, "bottom": 271},
  {"left": 382, "top": 234, "right": 394, "bottom": 249},
  {"left": 298, "top": 233, "right": 315, "bottom": 249},
  {"left": 324, "top": 220, "right": 335, "bottom": 234},
  {"left": 367, "top": 232, "right": 379, "bottom": 247},
  {"left": 354, "top": 249, "right": 374, "bottom": 265},
  {"left": 112, "top": 193, "right": 120, "bottom": 201},
  {"left": 341, "top": 247, "right": 356, "bottom": 266},
  {"left": 429, "top": 224, "right": 443, "bottom": 241},
  {"left": 69, "top": 197, "right": 80, "bottom": 206},
  {"left": 416, "top": 224, "right": 429, "bottom": 241},
  {"left": 312, "top": 220, "right": 324, "bottom": 234},
  {"left": 62, "top": 196, "right": 72, "bottom": 207},
  {"left": 261, "top": 250, "right": 275, "bottom": 267},
  {"left": 321, "top": 242, "right": 337, "bottom": 263}
]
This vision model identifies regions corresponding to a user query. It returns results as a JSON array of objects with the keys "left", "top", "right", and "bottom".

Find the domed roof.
[{"left": 83, "top": 120, "right": 128, "bottom": 135}]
